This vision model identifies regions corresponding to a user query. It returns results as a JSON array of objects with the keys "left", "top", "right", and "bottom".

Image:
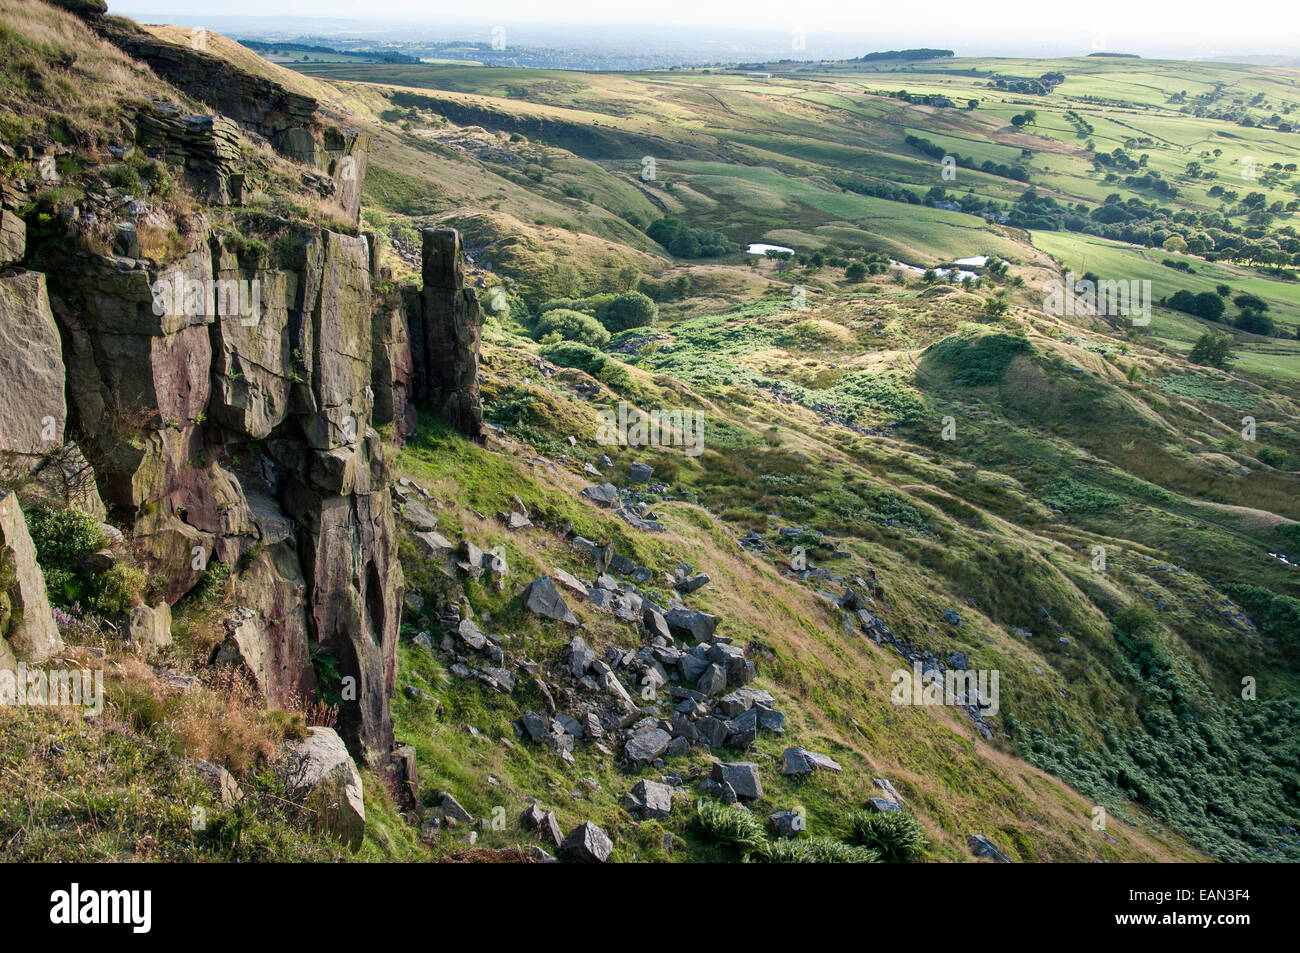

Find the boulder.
[
  {"left": 0, "top": 209, "right": 26, "bottom": 264},
  {"left": 697, "top": 663, "right": 727, "bottom": 696},
  {"left": 567, "top": 635, "right": 596, "bottom": 676},
  {"left": 679, "top": 651, "right": 711, "bottom": 682},
  {"left": 708, "top": 642, "right": 747, "bottom": 684},
  {"left": 873, "top": 777, "right": 906, "bottom": 806},
  {"left": 782, "top": 747, "right": 842, "bottom": 776},
  {"left": 624, "top": 727, "right": 672, "bottom": 764},
  {"left": 28, "top": 443, "right": 106, "bottom": 521},
  {"left": 519, "top": 710, "right": 551, "bottom": 743},
  {"left": 400, "top": 500, "right": 439, "bottom": 531},
  {"left": 756, "top": 704, "right": 785, "bottom": 733},
  {"left": 128, "top": 601, "right": 173, "bottom": 653},
  {"left": 281, "top": 727, "right": 366, "bottom": 851},
  {"left": 456, "top": 618, "right": 488, "bottom": 651},
  {"left": 580, "top": 483, "right": 618, "bottom": 507},
  {"left": 968, "top": 834, "right": 1012, "bottom": 863},
  {"left": 552, "top": 566, "right": 588, "bottom": 597},
  {"left": 710, "top": 760, "right": 762, "bottom": 800},
  {"left": 628, "top": 462, "right": 654, "bottom": 484},
  {"left": 769, "top": 810, "right": 804, "bottom": 838},
  {"left": 413, "top": 530, "right": 456, "bottom": 556},
  {"left": 625, "top": 779, "right": 674, "bottom": 820},
  {"left": 438, "top": 791, "right": 474, "bottom": 825},
  {"left": 723, "top": 707, "right": 759, "bottom": 748},
  {"left": 524, "top": 577, "right": 578, "bottom": 625},
  {"left": 0, "top": 490, "right": 63, "bottom": 667},
  {"left": 717, "top": 687, "right": 772, "bottom": 717},
  {"left": 560, "top": 821, "right": 613, "bottom": 862},
  {"left": 696, "top": 716, "right": 728, "bottom": 748},
  {"left": 503, "top": 511, "right": 533, "bottom": 531},
  {"left": 676, "top": 572, "right": 710, "bottom": 593},
  {"left": 520, "top": 804, "right": 563, "bottom": 846},
  {"left": 212, "top": 608, "right": 271, "bottom": 695},
  {"left": 642, "top": 605, "right": 672, "bottom": 642},
  {"left": 665, "top": 608, "right": 719, "bottom": 642},
  {"left": 0, "top": 272, "right": 66, "bottom": 474},
  {"left": 183, "top": 758, "right": 243, "bottom": 807}
]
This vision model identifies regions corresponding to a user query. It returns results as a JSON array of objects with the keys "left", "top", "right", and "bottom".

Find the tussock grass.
[
  {"left": 762, "top": 837, "right": 880, "bottom": 863},
  {"left": 848, "top": 809, "right": 930, "bottom": 862},
  {"left": 694, "top": 800, "right": 770, "bottom": 857}
]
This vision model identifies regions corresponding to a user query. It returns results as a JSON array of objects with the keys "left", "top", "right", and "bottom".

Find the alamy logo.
[
  {"left": 595, "top": 401, "right": 704, "bottom": 457},
  {"left": 151, "top": 271, "right": 261, "bottom": 326},
  {"left": 50, "top": 883, "right": 151, "bottom": 933},
  {"left": 1042, "top": 272, "right": 1150, "bottom": 326},
  {"left": 890, "top": 663, "right": 1000, "bottom": 717},
  {"left": 0, "top": 663, "right": 103, "bottom": 716}
]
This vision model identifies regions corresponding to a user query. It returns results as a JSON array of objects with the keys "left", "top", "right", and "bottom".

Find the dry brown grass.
[
  {"left": 0, "top": 0, "right": 186, "bottom": 142},
  {"left": 166, "top": 669, "right": 304, "bottom": 774},
  {"left": 102, "top": 651, "right": 304, "bottom": 776}
]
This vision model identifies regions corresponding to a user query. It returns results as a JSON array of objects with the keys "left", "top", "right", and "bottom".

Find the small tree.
[
  {"left": 983, "top": 294, "right": 1009, "bottom": 318},
  {"left": 616, "top": 264, "right": 641, "bottom": 292},
  {"left": 1188, "top": 331, "right": 1234, "bottom": 369},
  {"left": 766, "top": 249, "right": 794, "bottom": 273}
]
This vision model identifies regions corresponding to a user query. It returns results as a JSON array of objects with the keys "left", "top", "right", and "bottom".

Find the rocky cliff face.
[
  {"left": 374, "top": 229, "right": 485, "bottom": 446},
  {"left": 4, "top": 214, "right": 485, "bottom": 763},
  {"left": 32, "top": 220, "right": 403, "bottom": 762},
  {"left": 0, "top": 8, "right": 483, "bottom": 765}
]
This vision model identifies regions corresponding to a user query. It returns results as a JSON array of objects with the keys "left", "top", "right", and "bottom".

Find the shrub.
[
  {"left": 189, "top": 561, "right": 232, "bottom": 608},
  {"left": 1257, "top": 446, "right": 1289, "bottom": 469},
  {"left": 647, "top": 217, "right": 737, "bottom": 258},
  {"left": 540, "top": 342, "right": 633, "bottom": 391},
  {"left": 533, "top": 308, "right": 610, "bottom": 347},
  {"left": 848, "top": 809, "right": 929, "bottom": 861},
  {"left": 1167, "top": 290, "right": 1226, "bottom": 321},
  {"left": 24, "top": 504, "right": 105, "bottom": 569},
  {"left": 20, "top": 503, "right": 144, "bottom": 614},
  {"left": 600, "top": 291, "right": 658, "bottom": 332},
  {"left": 538, "top": 291, "right": 658, "bottom": 332},
  {"left": 1233, "top": 311, "right": 1275, "bottom": 335},
  {"left": 1232, "top": 293, "right": 1268, "bottom": 313},
  {"left": 87, "top": 563, "right": 146, "bottom": 617}
]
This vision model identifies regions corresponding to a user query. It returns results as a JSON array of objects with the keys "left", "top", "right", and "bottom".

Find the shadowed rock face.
[
  {"left": 17, "top": 224, "right": 484, "bottom": 764},
  {"left": 410, "top": 229, "right": 485, "bottom": 442},
  {"left": 370, "top": 229, "right": 485, "bottom": 446},
  {"left": 371, "top": 290, "right": 417, "bottom": 446},
  {"left": 40, "top": 227, "right": 403, "bottom": 763}
]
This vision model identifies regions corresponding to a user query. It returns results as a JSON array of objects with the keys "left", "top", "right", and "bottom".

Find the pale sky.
[{"left": 107, "top": 1, "right": 1300, "bottom": 58}]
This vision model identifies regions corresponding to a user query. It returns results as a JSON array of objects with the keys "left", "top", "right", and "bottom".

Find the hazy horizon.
[{"left": 106, "top": 1, "right": 1300, "bottom": 61}]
